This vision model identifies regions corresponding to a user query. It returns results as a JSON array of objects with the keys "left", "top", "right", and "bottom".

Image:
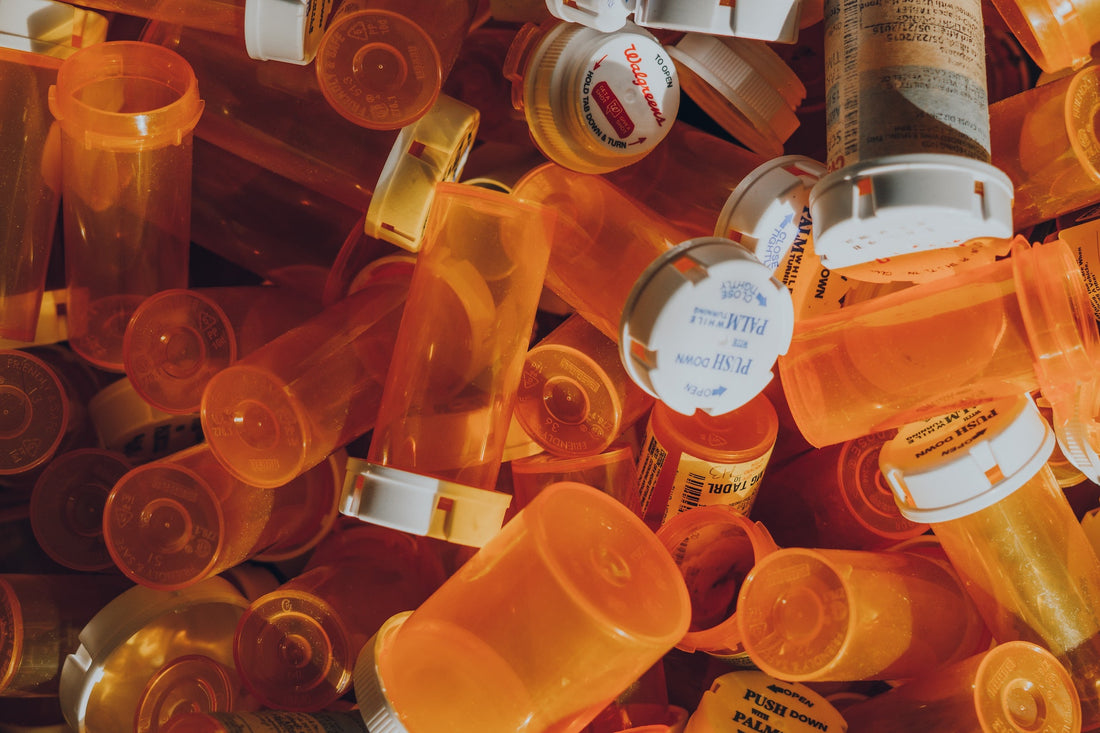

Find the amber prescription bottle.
[{"left": 987, "top": 0, "right": 1100, "bottom": 73}]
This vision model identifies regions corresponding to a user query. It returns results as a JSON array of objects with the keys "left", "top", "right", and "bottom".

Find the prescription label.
[
  {"left": 1056, "top": 217, "right": 1100, "bottom": 321},
  {"left": 823, "top": 0, "right": 989, "bottom": 169}
]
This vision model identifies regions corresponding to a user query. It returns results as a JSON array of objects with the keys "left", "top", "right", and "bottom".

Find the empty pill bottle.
[
  {"left": 233, "top": 524, "right": 445, "bottom": 712},
  {"left": 123, "top": 286, "right": 322, "bottom": 415},
  {"left": 102, "top": 445, "right": 341, "bottom": 591},
  {"left": 200, "top": 268, "right": 412, "bottom": 489},
  {"left": 990, "top": 64, "right": 1100, "bottom": 231},
  {"left": 315, "top": 0, "right": 478, "bottom": 130},
  {"left": 340, "top": 184, "right": 556, "bottom": 547},
  {"left": 353, "top": 482, "right": 691, "bottom": 733},
  {"left": 777, "top": 237, "right": 1100, "bottom": 447},
  {"left": 810, "top": 0, "right": 1014, "bottom": 270},
  {"left": 736, "top": 545, "right": 989, "bottom": 682},
  {"left": 515, "top": 313, "right": 654, "bottom": 459},
  {"left": 503, "top": 19, "right": 679, "bottom": 174},
  {"left": 511, "top": 162, "right": 794, "bottom": 417},
  {"left": 840, "top": 641, "right": 1080, "bottom": 733},
  {"left": 0, "top": 48, "right": 61, "bottom": 343},
  {"left": 655, "top": 506, "right": 778, "bottom": 663},
  {"left": 59, "top": 578, "right": 247, "bottom": 733},
  {"left": 49, "top": 41, "right": 202, "bottom": 371},
  {"left": 879, "top": 394, "right": 1100, "bottom": 729},
  {"left": 45, "top": 0, "right": 332, "bottom": 64},
  {"left": 162, "top": 711, "right": 368, "bottom": 733},
  {"left": 635, "top": 395, "right": 777, "bottom": 529},
  {"left": 134, "top": 655, "right": 241, "bottom": 733},
  {"left": 987, "top": 0, "right": 1100, "bottom": 73},
  {"left": 0, "top": 574, "right": 131, "bottom": 697}
]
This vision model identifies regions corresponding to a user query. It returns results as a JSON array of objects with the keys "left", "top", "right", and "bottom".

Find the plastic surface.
[
  {"left": 685, "top": 671, "right": 845, "bottom": 733},
  {"left": 87, "top": 378, "right": 204, "bottom": 464},
  {"left": 509, "top": 443, "right": 638, "bottom": 514},
  {"left": 49, "top": 41, "right": 201, "bottom": 371},
  {"left": 0, "top": 0, "right": 108, "bottom": 57},
  {"left": 354, "top": 483, "right": 691, "bottom": 733},
  {"left": 162, "top": 711, "right": 368, "bottom": 733},
  {"left": 316, "top": 0, "right": 476, "bottom": 130},
  {"left": 134, "top": 655, "right": 238, "bottom": 733},
  {"left": 988, "top": 0, "right": 1100, "bottom": 73},
  {"left": 244, "top": 0, "right": 330, "bottom": 64},
  {"left": 634, "top": 0, "right": 803, "bottom": 42},
  {"left": 736, "top": 546, "right": 988, "bottom": 682},
  {"left": 0, "top": 349, "right": 70, "bottom": 475},
  {"left": 62, "top": 0, "right": 245, "bottom": 38}
]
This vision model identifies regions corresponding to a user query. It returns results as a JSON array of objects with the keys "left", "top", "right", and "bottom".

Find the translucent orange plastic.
[
  {"left": 635, "top": 395, "right": 777, "bottom": 528},
  {"left": 509, "top": 443, "right": 639, "bottom": 515},
  {"left": 134, "top": 655, "right": 239, "bottom": 733},
  {"left": 777, "top": 238, "right": 1100, "bottom": 447},
  {"left": 201, "top": 271, "right": 411, "bottom": 489},
  {"left": 161, "top": 711, "right": 370, "bottom": 733},
  {"left": 0, "top": 574, "right": 130, "bottom": 696},
  {"left": 59, "top": 0, "right": 245, "bottom": 37},
  {"left": 516, "top": 314, "right": 654, "bottom": 458},
  {"left": 123, "top": 286, "right": 321, "bottom": 415},
  {"left": 841, "top": 641, "right": 1082, "bottom": 733},
  {"left": 511, "top": 162, "right": 690, "bottom": 340},
  {"left": 930, "top": 463, "right": 1100, "bottom": 728},
  {"left": 366, "top": 183, "right": 556, "bottom": 490},
  {"left": 0, "top": 349, "right": 70, "bottom": 476},
  {"left": 372, "top": 483, "right": 690, "bottom": 733},
  {"left": 736, "top": 546, "right": 990, "bottom": 682},
  {"left": 234, "top": 525, "right": 444, "bottom": 711},
  {"left": 990, "top": 65, "right": 1100, "bottom": 230},
  {"left": 316, "top": 0, "right": 477, "bottom": 129},
  {"left": 49, "top": 41, "right": 202, "bottom": 371},
  {"left": 989, "top": 0, "right": 1100, "bottom": 73},
  {"left": 0, "top": 48, "right": 62, "bottom": 343},
  {"left": 103, "top": 444, "right": 340, "bottom": 590},
  {"left": 29, "top": 448, "right": 131, "bottom": 572},
  {"left": 750, "top": 431, "right": 929, "bottom": 551}
]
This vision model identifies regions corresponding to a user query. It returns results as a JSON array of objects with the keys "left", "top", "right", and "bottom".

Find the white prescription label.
[{"left": 1056, "top": 218, "right": 1100, "bottom": 321}]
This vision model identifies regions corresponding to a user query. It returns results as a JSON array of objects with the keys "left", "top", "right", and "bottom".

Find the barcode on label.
[{"left": 678, "top": 471, "right": 705, "bottom": 514}]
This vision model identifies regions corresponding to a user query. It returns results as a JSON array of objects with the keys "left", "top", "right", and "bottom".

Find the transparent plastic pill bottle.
[
  {"left": 504, "top": 19, "right": 679, "bottom": 174},
  {"left": 988, "top": 0, "right": 1100, "bottom": 73},
  {"left": 879, "top": 394, "right": 1100, "bottom": 729}
]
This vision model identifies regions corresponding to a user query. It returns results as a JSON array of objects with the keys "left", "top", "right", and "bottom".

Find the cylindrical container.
[
  {"left": 442, "top": 26, "right": 533, "bottom": 147},
  {"left": 133, "top": 655, "right": 241, "bottom": 733},
  {"left": 233, "top": 525, "right": 445, "bottom": 712},
  {"left": 811, "top": 0, "right": 1013, "bottom": 269},
  {"left": 511, "top": 163, "right": 794, "bottom": 417},
  {"left": 516, "top": 314, "right": 654, "bottom": 458},
  {"left": 0, "top": 574, "right": 131, "bottom": 697},
  {"left": 142, "top": 23, "right": 480, "bottom": 252},
  {"left": 0, "top": 48, "right": 61, "bottom": 343},
  {"left": 29, "top": 448, "right": 131, "bottom": 572},
  {"left": 988, "top": 0, "right": 1100, "bottom": 73},
  {"left": 124, "top": 286, "right": 321, "bottom": 415},
  {"left": 841, "top": 641, "right": 1081, "bottom": 733},
  {"left": 509, "top": 444, "right": 639, "bottom": 516},
  {"left": 990, "top": 65, "right": 1100, "bottom": 231},
  {"left": 503, "top": 20, "right": 680, "bottom": 173},
  {"left": 777, "top": 237, "right": 1100, "bottom": 447},
  {"left": 103, "top": 444, "right": 341, "bottom": 590},
  {"left": 880, "top": 394, "right": 1100, "bottom": 729},
  {"left": 749, "top": 430, "right": 930, "bottom": 551},
  {"left": 48, "top": 41, "right": 202, "bottom": 371},
  {"left": 0, "top": 349, "right": 74, "bottom": 477},
  {"left": 162, "top": 711, "right": 368, "bottom": 733},
  {"left": 316, "top": 0, "right": 477, "bottom": 129},
  {"left": 201, "top": 270, "right": 411, "bottom": 489},
  {"left": 655, "top": 506, "right": 778, "bottom": 661},
  {"left": 635, "top": 396, "right": 777, "bottom": 529},
  {"left": 684, "top": 671, "right": 847, "bottom": 733},
  {"left": 353, "top": 483, "right": 691, "bottom": 733},
  {"left": 59, "top": 578, "right": 248, "bottom": 733},
  {"left": 88, "top": 378, "right": 205, "bottom": 465},
  {"left": 340, "top": 184, "right": 556, "bottom": 547},
  {"left": 736, "top": 546, "right": 989, "bottom": 682}
]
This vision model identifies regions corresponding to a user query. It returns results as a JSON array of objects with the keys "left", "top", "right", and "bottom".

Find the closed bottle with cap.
[
  {"left": 879, "top": 394, "right": 1100, "bottom": 729},
  {"left": 503, "top": 19, "right": 679, "bottom": 173},
  {"left": 512, "top": 162, "right": 794, "bottom": 418}
]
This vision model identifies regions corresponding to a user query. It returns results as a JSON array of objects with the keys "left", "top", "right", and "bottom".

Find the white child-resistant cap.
[
  {"left": 634, "top": 0, "right": 804, "bottom": 43},
  {"left": 545, "top": 0, "right": 635, "bottom": 32},
  {"left": 354, "top": 612, "right": 412, "bottom": 733},
  {"left": 244, "top": 0, "right": 332, "bottom": 65},
  {"left": 339, "top": 460, "right": 511, "bottom": 547},
  {"left": 809, "top": 154, "right": 1015, "bottom": 270},
  {"left": 620, "top": 237, "right": 794, "bottom": 417},
  {"left": 1050, "top": 379, "right": 1100, "bottom": 484},
  {"left": 878, "top": 394, "right": 1055, "bottom": 524}
]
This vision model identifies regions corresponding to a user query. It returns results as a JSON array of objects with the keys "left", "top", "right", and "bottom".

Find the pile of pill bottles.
[{"left": 7, "top": 0, "right": 1100, "bottom": 730}]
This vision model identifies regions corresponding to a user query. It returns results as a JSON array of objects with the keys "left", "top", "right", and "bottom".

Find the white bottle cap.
[
  {"left": 243, "top": 0, "right": 332, "bottom": 65},
  {"left": 60, "top": 578, "right": 247, "bottom": 732},
  {"left": 715, "top": 155, "right": 825, "bottom": 272},
  {"left": 353, "top": 612, "right": 412, "bottom": 733},
  {"left": 87, "top": 378, "right": 203, "bottom": 463},
  {"left": 1050, "top": 380, "right": 1100, "bottom": 484},
  {"left": 366, "top": 95, "right": 480, "bottom": 252},
  {"left": 878, "top": 394, "right": 1055, "bottom": 524},
  {"left": 634, "top": 0, "right": 803, "bottom": 43},
  {"left": 809, "top": 154, "right": 1015, "bottom": 270},
  {"left": 667, "top": 33, "right": 804, "bottom": 157},
  {"left": 0, "top": 0, "right": 107, "bottom": 57},
  {"left": 339, "top": 460, "right": 511, "bottom": 547},
  {"left": 620, "top": 237, "right": 794, "bottom": 417},
  {"left": 545, "top": 0, "right": 635, "bottom": 32}
]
